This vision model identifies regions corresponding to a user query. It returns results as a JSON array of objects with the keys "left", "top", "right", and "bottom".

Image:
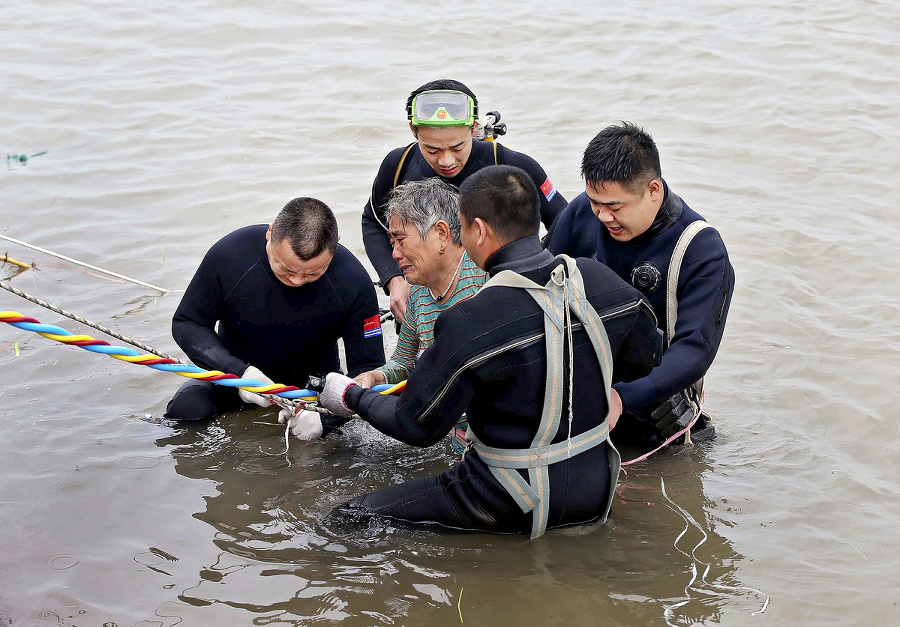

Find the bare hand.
[
  {"left": 354, "top": 370, "right": 385, "bottom": 389},
  {"left": 387, "top": 275, "right": 410, "bottom": 324},
  {"left": 608, "top": 388, "right": 623, "bottom": 431}
]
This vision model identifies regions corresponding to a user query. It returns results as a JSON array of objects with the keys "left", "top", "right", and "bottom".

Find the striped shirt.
[{"left": 379, "top": 251, "right": 487, "bottom": 384}]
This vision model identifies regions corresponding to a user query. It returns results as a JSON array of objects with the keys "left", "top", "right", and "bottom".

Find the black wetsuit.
[
  {"left": 166, "top": 225, "right": 385, "bottom": 421},
  {"left": 333, "top": 237, "right": 661, "bottom": 533},
  {"left": 362, "top": 140, "right": 568, "bottom": 289},
  {"left": 546, "top": 181, "right": 734, "bottom": 445}
]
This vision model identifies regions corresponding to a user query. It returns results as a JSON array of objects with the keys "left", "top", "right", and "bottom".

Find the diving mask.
[{"left": 409, "top": 90, "right": 476, "bottom": 127}]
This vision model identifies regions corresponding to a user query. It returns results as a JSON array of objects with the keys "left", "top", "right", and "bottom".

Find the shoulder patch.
[
  {"left": 363, "top": 314, "right": 383, "bottom": 339},
  {"left": 540, "top": 177, "right": 557, "bottom": 202}
]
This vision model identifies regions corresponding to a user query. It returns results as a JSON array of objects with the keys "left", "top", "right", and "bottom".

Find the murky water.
[{"left": 1, "top": 1, "right": 898, "bottom": 625}]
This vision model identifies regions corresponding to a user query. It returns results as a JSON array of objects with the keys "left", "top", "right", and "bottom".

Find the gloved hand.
[
  {"left": 278, "top": 407, "right": 324, "bottom": 440},
  {"left": 317, "top": 372, "right": 358, "bottom": 417},
  {"left": 651, "top": 390, "right": 699, "bottom": 438},
  {"left": 238, "top": 365, "right": 275, "bottom": 408}
]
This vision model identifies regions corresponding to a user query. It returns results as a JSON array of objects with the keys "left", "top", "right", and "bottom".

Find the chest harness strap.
[
  {"left": 469, "top": 255, "right": 621, "bottom": 538},
  {"left": 651, "top": 220, "right": 715, "bottom": 446},
  {"left": 665, "top": 220, "right": 713, "bottom": 347}
]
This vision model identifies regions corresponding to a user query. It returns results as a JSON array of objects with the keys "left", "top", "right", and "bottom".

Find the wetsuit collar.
[
  {"left": 484, "top": 236, "right": 556, "bottom": 276},
  {"left": 642, "top": 179, "right": 683, "bottom": 240}
]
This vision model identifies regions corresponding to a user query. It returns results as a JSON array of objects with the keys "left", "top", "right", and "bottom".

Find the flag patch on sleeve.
[
  {"left": 363, "top": 314, "right": 383, "bottom": 338},
  {"left": 540, "top": 177, "right": 557, "bottom": 201}
]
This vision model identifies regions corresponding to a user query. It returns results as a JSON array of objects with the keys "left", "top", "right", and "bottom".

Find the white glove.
[
  {"left": 278, "top": 407, "right": 324, "bottom": 440},
  {"left": 238, "top": 365, "right": 275, "bottom": 408},
  {"left": 317, "top": 372, "right": 358, "bottom": 418}
]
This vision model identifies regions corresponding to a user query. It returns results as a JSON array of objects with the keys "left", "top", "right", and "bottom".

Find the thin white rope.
[{"left": 659, "top": 477, "right": 769, "bottom": 624}]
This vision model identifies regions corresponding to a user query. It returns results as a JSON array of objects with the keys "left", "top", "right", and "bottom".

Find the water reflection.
[{"left": 156, "top": 412, "right": 765, "bottom": 625}]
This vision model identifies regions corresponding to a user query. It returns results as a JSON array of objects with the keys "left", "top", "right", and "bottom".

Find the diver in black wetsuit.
[
  {"left": 363, "top": 79, "right": 568, "bottom": 324},
  {"left": 165, "top": 197, "right": 384, "bottom": 423},
  {"left": 546, "top": 122, "right": 735, "bottom": 449},
  {"left": 318, "top": 166, "right": 661, "bottom": 537}
]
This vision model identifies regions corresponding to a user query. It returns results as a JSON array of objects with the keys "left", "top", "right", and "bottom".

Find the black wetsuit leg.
[
  {"left": 332, "top": 458, "right": 530, "bottom": 534},
  {"left": 164, "top": 379, "right": 242, "bottom": 421}
]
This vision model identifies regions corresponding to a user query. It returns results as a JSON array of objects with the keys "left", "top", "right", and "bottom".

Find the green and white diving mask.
[{"left": 409, "top": 90, "right": 476, "bottom": 127}]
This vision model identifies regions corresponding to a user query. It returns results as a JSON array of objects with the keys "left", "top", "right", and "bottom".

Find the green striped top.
[{"left": 378, "top": 251, "right": 487, "bottom": 384}]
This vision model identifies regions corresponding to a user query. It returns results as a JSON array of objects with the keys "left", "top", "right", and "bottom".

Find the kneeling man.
[
  {"left": 318, "top": 166, "right": 661, "bottom": 538},
  {"left": 166, "top": 197, "right": 385, "bottom": 422}
]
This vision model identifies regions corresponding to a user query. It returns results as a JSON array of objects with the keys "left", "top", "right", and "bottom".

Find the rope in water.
[
  {"left": 0, "top": 306, "right": 407, "bottom": 409},
  {"left": 0, "top": 308, "right": 319, "bottom": 403},
  {"left": 0, "top": 233, "right": 169, "bottom": 294},
  {"left": 1, "top": 254, "right": 31, "bottom": 269},
  {"left": 660, "top": 476, "right": 769, "bottom": 622},
  {"left": 0, "top": 281, "right": 405, "bottom": 411},
  {"left": 2, "top": 280, "right": 174, "bottom": 359}
]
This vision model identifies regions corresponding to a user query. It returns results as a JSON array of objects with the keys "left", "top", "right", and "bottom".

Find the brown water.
[{"left": 1, "top": 1, "right": 898, "bottom": 625}]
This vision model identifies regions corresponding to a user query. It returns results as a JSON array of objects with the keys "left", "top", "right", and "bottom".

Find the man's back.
[{"left": 346, "top": 240, "right": 660, "bottom": 532}]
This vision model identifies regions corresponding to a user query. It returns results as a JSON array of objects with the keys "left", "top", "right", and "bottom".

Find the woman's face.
[{"left": 388, "top": 215, "right": 444, "bottom": 287}]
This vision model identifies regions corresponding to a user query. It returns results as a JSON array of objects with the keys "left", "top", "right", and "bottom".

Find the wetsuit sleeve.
[
  {"left": 171, "top": 248, "right": 248, "bottom": 377},
  {"left": 612, "top": 300, "right": 664, "bottom": 384},
  {"left": 613, "top": 230, "right": 734, "bottom": 411},
  {"left": 344, "top": 306, "right": 474, "bottom": 447},
  {"left": 339, "top": 276, "right": 386, "bottom": 378},
  {"left": 544, "top": 199, "right": 577, "bottom": 254},
  {"left": 362, "top": 147, "right": 408, "bottom": 290},
  {"left": 500, "top": 146, "right": 568, "bottom": 230}
]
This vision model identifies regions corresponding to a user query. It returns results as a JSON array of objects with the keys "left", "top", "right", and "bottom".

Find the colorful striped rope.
[{"left": 1, "top": 308, "right": 399, "bottom": 401}]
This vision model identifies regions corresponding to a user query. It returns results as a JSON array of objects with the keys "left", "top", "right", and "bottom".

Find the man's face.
[
  {"left": 584, "top": 179, "right": 662, "bottom": 242},
  {"left": 265, "top": 227, "right": 333, "bottom": 287},
  {"left": 413, "top": 125, "right": 476, "bottom": 179}
]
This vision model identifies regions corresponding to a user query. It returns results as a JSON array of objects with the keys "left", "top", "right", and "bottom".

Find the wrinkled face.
[
  {"left": 389, "top": 215, "right": 441, "bottom": 287},
  {"left": 585, "top": 179, "right": 661, "bottom": 242},
  {"left": 414, "top": 125, "right": 476, "bottom": 179},
  {"left": 265, "top": 227, "right": 333, "bottom": 287}
]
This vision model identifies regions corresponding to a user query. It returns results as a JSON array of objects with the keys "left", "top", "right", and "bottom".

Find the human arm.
[
  {"left": 171, "top": 248, "right": 248, "bottom": 377},
  {"left": 354, "top": 369, "right": 385, "bottom": 388},
  {"left": 499, "top": 145, "right": 568, "bottom": 231},
  {"left": 322, "top": 308, "right": 473, "bottom": 447},
  {"left": 363, "top": 148, "right": 416, "bottom": 322},
  {"left": 607, "top": 297, "right": 662, "bottom": 431},
  {"left": 545, "top": 196, "right": 578, "bottom": 255},
  {"left": 338, "top": 271, "right": 387, "bottom": 378},
  {"left": 613, "top": 231, "right": 734, "bottom": 412},
  {"left": 362, "top": 148, "right": 409, "bottom": 290},
  {"left": 608, "top": 388, "right": 623, "bottom": 431},
  {"left": 376, "top": 298, "right": 421, "bottom": 383}
]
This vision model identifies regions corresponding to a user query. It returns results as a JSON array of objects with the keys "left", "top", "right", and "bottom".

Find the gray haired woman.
[{"left": 355, "top": 177, "right": 487, "bottom": 454}]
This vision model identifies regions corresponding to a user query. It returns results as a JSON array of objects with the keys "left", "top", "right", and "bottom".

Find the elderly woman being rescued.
[{"left": 356, "top": 178, "right": 487, "bottom": 453}]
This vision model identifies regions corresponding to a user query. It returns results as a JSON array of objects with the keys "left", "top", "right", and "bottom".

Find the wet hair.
[
  {"left": 406, "top": 79, "right": 479, "bottom": 122},
  {"left": 458, "top": 165, "right": 540, "bottom": 243},
  {"left": 271, "top": 197, "right": 338, "bottom": 260},
  {"left": 581, "top": 122, "right": 662, "bottom": 195},
  {"left": 386, "top": 178, "right": 461, "bottom": 243}
]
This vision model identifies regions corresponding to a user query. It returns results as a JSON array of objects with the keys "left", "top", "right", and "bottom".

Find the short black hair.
[
  {"left": 406, "top": 79, "right": 479, "bottom": 121},
  {"left": 582, "top": 122, "right": 661, "bottom": 195},
  {"left": 271, "top": 197, "right": 338, "bottom": 260},
  {"left": 458, "top": 165, "right": 540, "bottom": 243}
]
